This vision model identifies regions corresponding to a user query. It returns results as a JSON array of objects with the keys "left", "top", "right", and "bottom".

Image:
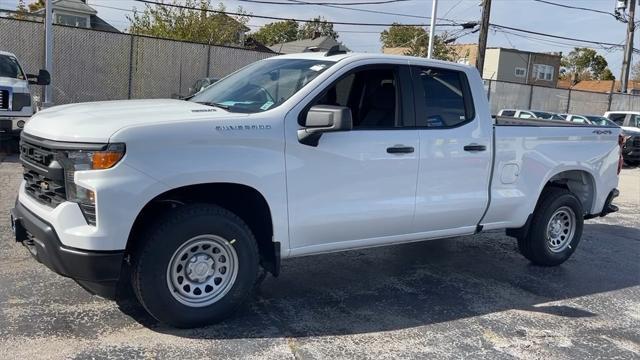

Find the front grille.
[
  {"left": 633, "top": 136, "right": 640, "bottom": 148},
  {"left": 0, "top": 90, "right": 8, "bottom": 110},
  {"left": 20, "top": 139, "right": 67, "bottom": 208},
  {"left": 23, "top": 169, "right": 66, "bottom": 207}
]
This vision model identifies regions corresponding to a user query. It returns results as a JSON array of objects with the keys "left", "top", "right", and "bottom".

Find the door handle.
[
  {"left": 387, "top": 146, "right": 415, "bottom": 154},
  {"left": 463, "top": 144, "right": 487, "bottom": 152}
]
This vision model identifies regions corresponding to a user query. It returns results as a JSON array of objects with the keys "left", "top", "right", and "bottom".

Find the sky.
[{"left": 0, "top": 0, "right": 636, "bottom": 76}]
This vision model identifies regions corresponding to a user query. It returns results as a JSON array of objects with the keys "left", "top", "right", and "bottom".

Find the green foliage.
[
  {"left": 600, "top": 68, "right": 615, "bottom": 81},
  {"left": 380, "top": 23, "right": 456, "bottom": 61},
  {"left": 127, "top": 0, "right": 250, "bottom": 45},
  {"left": 252, "top": 20, "right": 299, "bottom": 46},
  {"left": 13, "top": 0, "right": 42, "bottom": 19},
  {"left": 27, "top": 0, "right": 44, "bottom": 12},
  {"left": 298, "top": 16, "right": 338, "bottom": 40},
  {"left": 561, "top": 47, "right": 613, "bottom": 81}
]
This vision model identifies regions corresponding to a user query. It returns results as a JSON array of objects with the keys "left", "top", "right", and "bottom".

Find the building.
[
  {"left": 270, "top": 36, "right": 348, "bottom": 54},
  {"left": 452, "top": 45, "right": 562, "bottom": 87},
  {"left": 33, "top": 0, "right": 118, "bottom": 32}
]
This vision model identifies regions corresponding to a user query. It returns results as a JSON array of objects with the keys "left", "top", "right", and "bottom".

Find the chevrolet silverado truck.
[
  {"left": 0, "top": 51, "right": 50, "bottom": 140},
  {"left": 10, "top": 51, "right": 622, "bottom": 328}
]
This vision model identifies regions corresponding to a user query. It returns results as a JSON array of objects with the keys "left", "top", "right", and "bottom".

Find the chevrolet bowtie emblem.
[{"left": 40, "top": 181, "right": 50, "bottom": 191}]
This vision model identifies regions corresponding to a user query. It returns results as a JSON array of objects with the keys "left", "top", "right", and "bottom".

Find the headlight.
[
  {"left": 64, "top": 143, "right": 126, "bottom": 171},
  {"left": 59, "top": 143, "right": 125, "bottom": 226}
]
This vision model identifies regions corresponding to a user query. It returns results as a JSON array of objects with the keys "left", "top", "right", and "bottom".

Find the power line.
[
  {"left": 238, "top": 0, "right": 409, "bottom": 5},
  {"left": 132, "top": 0, "right": 462, "bottom": 27},
  {"left": 531, "top": 0, "right": 620, "bottom": 20},
  {"left": 285, "top": 0, "right": 460, "bottom": 23},
  {"left": 489, "top": 23, "right": 634, "bottom": 50}
]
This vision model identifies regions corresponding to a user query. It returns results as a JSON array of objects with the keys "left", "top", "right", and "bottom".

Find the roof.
[
  {"left": 269, "top": 36, "right": 347, "bottom": 54},
  {"left": 563, "top": 80, "right": 640, "bottom": 93},
  {"left": 34, "top": 0, "right": 97, "bottom": 15},
  {"left": 266, "top": 52, "right": 476, "bottom": 72}
]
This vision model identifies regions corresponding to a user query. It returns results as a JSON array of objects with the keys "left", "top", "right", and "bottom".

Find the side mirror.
[
  {"left": 298, "top": 105, "right": 353, "bottom": 146},
  {"left": 27, "top": 69, "right": 51, "bottom": 85}
]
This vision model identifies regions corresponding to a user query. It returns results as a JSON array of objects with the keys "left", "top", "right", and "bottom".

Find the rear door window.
[
  {"left": 412, "top": 66, "right": 475, "bottom": 128},
  {"left": 607, "top": 113, "right": 627, "bottom": 126}
]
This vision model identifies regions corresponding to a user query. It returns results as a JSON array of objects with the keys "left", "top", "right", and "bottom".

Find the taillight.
[{"left": 617, "top": 134, "right": 624, "bottom": 175}]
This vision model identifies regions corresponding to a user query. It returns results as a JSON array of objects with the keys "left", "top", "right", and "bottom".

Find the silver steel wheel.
[
  {"left": 545, "top": 206, "right": 576, "bottom": 253},
  {"left": 166, "top": 235, "right": 239, "bottom": 307}
]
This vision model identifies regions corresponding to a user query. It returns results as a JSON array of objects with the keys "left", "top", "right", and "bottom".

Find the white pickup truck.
[
  {"left": 11, "top": 51, "right": 622, "bottom": 328},
  {"left": 0, "top": 51, "right": 50, "bottom": 140}
]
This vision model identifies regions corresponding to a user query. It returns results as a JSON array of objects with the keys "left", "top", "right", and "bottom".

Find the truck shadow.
[{"left": 118, "top": 223, "right": 639, "bottom": 339}]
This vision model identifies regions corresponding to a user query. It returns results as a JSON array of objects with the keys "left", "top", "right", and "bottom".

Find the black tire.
[
  {"left": 624, "top": 159, "right": 639, "bottom": 167},
  {"left": 517, "top": 187, "right": 584, "bottom": 266},
  {"left": 131, "top": 204, "right": 260, "bottom": 328}
]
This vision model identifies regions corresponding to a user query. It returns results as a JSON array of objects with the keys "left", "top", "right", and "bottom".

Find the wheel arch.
[
  {"left": 539, "top": 168, "right": 597, "bottom": 216},
  {"left": 125, "top": 182, "right": 280, "bottom": 276}
]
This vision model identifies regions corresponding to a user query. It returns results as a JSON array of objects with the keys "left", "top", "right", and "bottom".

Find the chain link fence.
[
  {"left": 485, "top": 79, "right": 640, "bottom": 116},
  {"left": 0, "top": 18, "right": 275, "bottom": 105},
  {"left": 3, "top": 17, "right": 640, "bottom": 116}
]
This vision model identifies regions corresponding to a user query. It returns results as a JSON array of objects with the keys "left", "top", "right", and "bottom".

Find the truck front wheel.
[
  {"left": 518, "top": 188, "right": 584, "bottom": 266},
  {"left": 131, "top": 204, "right": 260, "bottom": 328}
]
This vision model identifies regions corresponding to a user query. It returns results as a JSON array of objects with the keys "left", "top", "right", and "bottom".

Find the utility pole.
[
  {"left": 620, "top": 0, "right": 636, "bottom": 93},
  {"left": 44, "top": 0, "right": 53, "bottom": 107},
  {"left": 475, "top": 0, "right": 492, "bottom": 74},
  {"left": 427, "top": 0, "right": 438, "bottom": 59}
]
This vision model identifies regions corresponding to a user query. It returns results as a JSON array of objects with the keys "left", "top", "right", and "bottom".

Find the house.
[
  {"left": 451, "top": 45, "right": 562, "bottom": 87},
  {"left": 270, "top": 36, "right": 348, "bottom": 54},
  {"left": 33, "top": 0, "right": 119, "bottom": 32},
  {"left": 557, "top": 80, "right": 640, "bottom": 94}
]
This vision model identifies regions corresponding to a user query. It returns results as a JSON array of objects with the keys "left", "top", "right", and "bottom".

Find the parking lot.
[{"left": 0, "top": 154, "right": 638, "bottom": 359}]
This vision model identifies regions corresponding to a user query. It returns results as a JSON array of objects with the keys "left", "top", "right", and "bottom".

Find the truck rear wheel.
[
  {"left": 517, "top": 187, "right": 584, "bottom": 266},
  {"left": 131, "top": 204, "right": 260, "bottom": 328}
]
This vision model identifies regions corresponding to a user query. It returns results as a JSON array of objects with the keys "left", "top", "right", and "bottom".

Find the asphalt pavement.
[{"left": 0, "top": 154, "right": 638, "bottom": 359}]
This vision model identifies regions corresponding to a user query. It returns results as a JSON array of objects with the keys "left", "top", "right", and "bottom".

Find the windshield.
[
  {"left": 586, "top": 116, "right": 617, "bottom": 126},
  {"left": 190, "top": 58, "right": 335, "bottom": 113},
  {"left": 0, "top": 55, "right": 25, "bottom": 79}
]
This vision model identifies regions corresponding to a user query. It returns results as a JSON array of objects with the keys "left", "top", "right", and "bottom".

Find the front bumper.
[{"left": 10, "top": 201, "right": 124, "bottom": 298}]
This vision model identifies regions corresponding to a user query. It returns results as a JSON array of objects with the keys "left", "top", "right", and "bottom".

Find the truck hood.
[{"left": 24, "top": 99, "right": 246, "bottom": 143}]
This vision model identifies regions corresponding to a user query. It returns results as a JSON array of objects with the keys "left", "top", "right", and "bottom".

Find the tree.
[
  {"left": 127, "top": 0, "right": 250, "bottom": 45},
  {"left": 380, "top": 23, "right": 456, "bottom": 61},
  {"left": 28, "top": 0, "right": 44, "bottom": 11},
  {"left": 631, "top": 61, "right": 640, "bottom": 81},
  {"left": 299, "top": 16, "right": 338, "bottom": 40},
  {"left": 13, "top": 0, "right": 42, "bottom": 19},
  {"left": 601, "top": 68, "right": 615, "bottom": 81},
  {"left": 561, "top": 47, "right": 614, "bottom": 81},
  {"left": 252, "top": 20, "right": 299, "bottom": 46}
]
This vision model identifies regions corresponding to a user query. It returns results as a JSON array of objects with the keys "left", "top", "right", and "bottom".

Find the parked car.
[
  {"left": 0, "top": 51, "right": 49, "bottom": 139},
  {"left": 565, "top": 114, "right": 618, "bottom": 126},
  {"left": 11, "top": 52, "right": 622, "bottom": 328},
  {"left": 497, "top": 109, "right": 565, "bottom": 120},
  {"left": 604, "top": 111, "right": 640, "bottom": 166}
]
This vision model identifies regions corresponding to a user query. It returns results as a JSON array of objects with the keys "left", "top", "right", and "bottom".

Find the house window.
[
  {"left": 55, "top": 13, "right": 89, "bottom": 28},
  {"left": 533, "top": 64, "right": 554, "bottom": 81},
  {"left": 514, "top": 67, "right": 526, "bottom": 77}
]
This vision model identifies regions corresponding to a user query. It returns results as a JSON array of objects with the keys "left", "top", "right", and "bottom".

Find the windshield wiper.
[{"left": 195, "top": 101, "right": 232, "bottom": 110}]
